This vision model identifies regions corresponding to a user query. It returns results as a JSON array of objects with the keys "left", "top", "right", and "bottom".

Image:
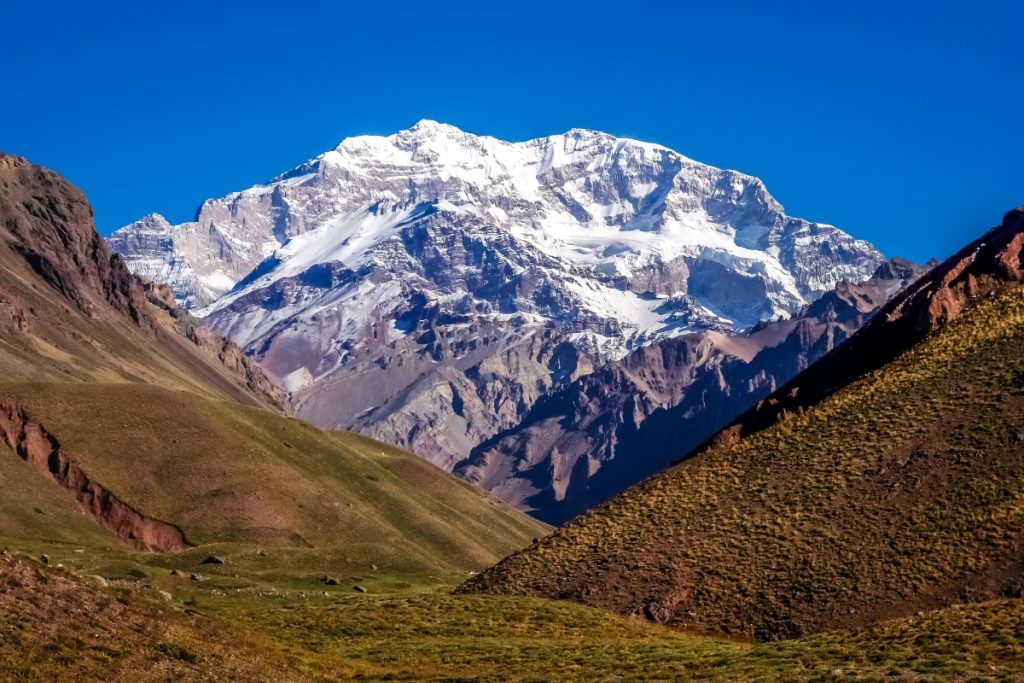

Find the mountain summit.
[{"left": 108, "top": 122, "right": 882, "bottom": 471}]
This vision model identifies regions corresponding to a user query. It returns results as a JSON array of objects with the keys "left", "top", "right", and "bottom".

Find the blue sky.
[{"left": 2, "top": 0, "right": 1020, "bottom": 261}]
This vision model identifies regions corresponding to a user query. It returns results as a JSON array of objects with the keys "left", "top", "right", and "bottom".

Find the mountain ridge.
[
  {"left": 0, "top": 152, "right": 282, "bottom": 407},
  {"left": 457, "top": 256, "right": 930, "bottom": 523},
  {"left": 107, "top": 122, "right": 883, "bottom": 481},
  {"left": 707, "top": 207, "right": 1024, "bottom": 452}
]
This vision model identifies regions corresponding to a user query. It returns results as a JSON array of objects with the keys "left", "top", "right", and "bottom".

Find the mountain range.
[
  {"left": 0, "top": 153, "right": 544, "bottom": 571},
  {"left": 108, "top": 121, "right": 886, "bottom": 515},
  {"left": 458, "top": 257, "right": 930, "bottom": 523}
]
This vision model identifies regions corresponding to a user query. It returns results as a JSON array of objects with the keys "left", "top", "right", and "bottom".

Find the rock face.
[
  {"left": 108, "top": 122, "right": 882, "bottom": 472},
  {"left": 457, "top": 259, "right": 930, "bottom": 523},
  {"left": 0, "top": 152, "right": 283, "bottom": 409},
  {"left": 2, "top": 153, "right": 150, "bottom": 326}
]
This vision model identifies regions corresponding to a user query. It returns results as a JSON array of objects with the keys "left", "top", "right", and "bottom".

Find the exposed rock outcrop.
[
  {"left": 0, "top": 152, "right": 283, "bottom": 409},
  {"left": 0, "top": 396, "right": 190, "bottom": 551}
]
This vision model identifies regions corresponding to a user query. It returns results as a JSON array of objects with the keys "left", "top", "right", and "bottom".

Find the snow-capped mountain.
[{"left": 108, "top": 120, "right": 883, "bottom": 470}]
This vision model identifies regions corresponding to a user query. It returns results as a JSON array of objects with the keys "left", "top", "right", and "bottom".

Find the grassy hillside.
[
  {"left": 462, "top": 271, "right": 1024, "bottom": 638},
  {"left": 6, "top": 150, "right": 1023, "bottom": 680},
  {"left": 0, "top": 552, "right": 293, "bottom": 682},
  {"left": 4, "top": 548, "right": 1024, "bottom": 681},
  {"left": 0, "top": 382, "right": 546, "bottom": 578},
  {"left": 0, "top": 238, "right": 283, "bottom": 410}
]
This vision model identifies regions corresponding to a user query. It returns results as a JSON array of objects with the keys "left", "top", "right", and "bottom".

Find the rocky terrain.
[
  {"left": 108, "top": 121, "right": 883, "bottom": 479},
  {"left": 458, "top": 258, "right": 931, "bottom": 523},
  {"left": 0, "top": 551, "right": 294, "bottom": 682},
  {"left": 0, "top": 153, "right": 282, "bottom": 407}
]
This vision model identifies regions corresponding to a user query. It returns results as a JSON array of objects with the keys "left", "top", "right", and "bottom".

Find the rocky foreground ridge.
[{"left": 0, "top": 152, "right": 283, "bottom": 407}]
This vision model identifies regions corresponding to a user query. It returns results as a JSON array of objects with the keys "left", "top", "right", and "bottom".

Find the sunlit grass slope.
[{"left": 0, "top": 382, "right": 547, "bottom": 578}]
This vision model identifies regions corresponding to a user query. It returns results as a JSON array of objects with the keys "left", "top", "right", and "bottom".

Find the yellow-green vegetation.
[
  {"left": 202, "top": 590, "right": 1024, "bottom": 681},
  {"left": 0, "top": 382, "right": 547, "bottom": 578},
  {"left": 464, "top": 283, "right": 1024, "bottom": 639},
  {"left": 3, "top": 546, "right": 1024, "bottom": 682},
  {"left": 3, "top": 160, "right": 1020, "bottom": 679},
  {"left": 0, "top": 441, "right": 118, "bottom": 548}
]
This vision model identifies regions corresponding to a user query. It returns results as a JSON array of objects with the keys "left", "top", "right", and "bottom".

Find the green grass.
[
  {"left": 8, "top": 556, "right": 1018, "bottom": 682},
  {"left": 0, "top": 382, "right": 548, "bottom": 578},
  {"left": 23, "top": 536, "right": 1013, "bottom": 682},
  {"left": 464, "top": 283, "right": 1024, "bottom": 639}
]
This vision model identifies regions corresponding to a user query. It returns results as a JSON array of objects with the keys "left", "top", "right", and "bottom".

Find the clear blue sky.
[{"left": 3, "top": 0, "right": 1020, "bottom": 262}]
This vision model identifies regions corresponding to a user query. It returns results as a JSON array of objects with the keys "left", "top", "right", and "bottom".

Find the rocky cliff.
[{"left": 0, "top": 152, "right": 283, "bottom": 408}]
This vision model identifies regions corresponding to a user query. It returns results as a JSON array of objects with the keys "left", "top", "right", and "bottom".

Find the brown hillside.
[
  {"left": 0, "top": 550, "right": 296, "bottom": 681},
  {"left": 0, "top": 152, "right": 282, "bottom": 407},
  {"left": 460, "top": 208, "right": 1024, "bottom": 640}
]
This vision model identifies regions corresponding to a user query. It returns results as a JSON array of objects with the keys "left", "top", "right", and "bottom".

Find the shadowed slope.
[{"left": 457, "top": 258, "right": 928, "bottom": 524}]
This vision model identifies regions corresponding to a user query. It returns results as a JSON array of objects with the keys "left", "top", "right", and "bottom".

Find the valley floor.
[{"left": 2, "top": 537, "right": 1023, "bottom": 682}]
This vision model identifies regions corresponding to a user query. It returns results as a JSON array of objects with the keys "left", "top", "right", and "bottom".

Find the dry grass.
[
  {"left": 5, "top": 548, "right": 1024, "bottom": 681},
  {"left": 0, "top": 552, "right": 297, "bottom": 682}
]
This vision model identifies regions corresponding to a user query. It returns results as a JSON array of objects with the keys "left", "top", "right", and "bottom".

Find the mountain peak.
[
  {"left": 562, "top": 126, "right": 620, "bottom": 141},
  {"left": 135, "top": 212, "right": 172, "bottom": 227},
  {"left": 0, "top": 152, "right": 29, "bottom": 169},
  {"left": 408, "top": 118, "right": 462, "bottom": 134},
  {"left": 108, "top": 124, "right": 883, "bottom": 474},
  {"left": 383, "top": 119, "right": 473, "bottom": 146}
]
